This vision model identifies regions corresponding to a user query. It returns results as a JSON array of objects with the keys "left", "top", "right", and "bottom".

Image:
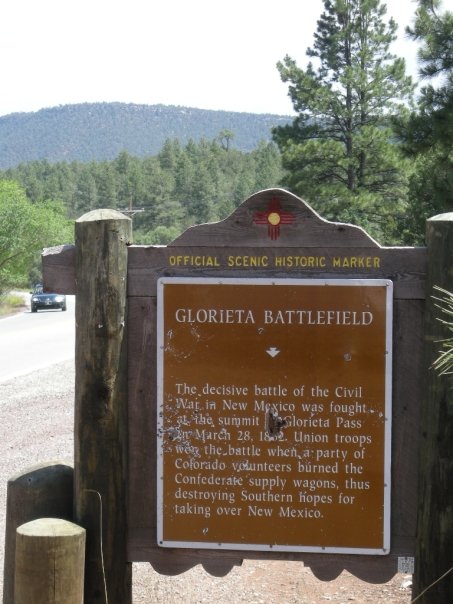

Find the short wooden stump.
[{"left": 14, "top": 518, "right": 86, "bottom": 604}]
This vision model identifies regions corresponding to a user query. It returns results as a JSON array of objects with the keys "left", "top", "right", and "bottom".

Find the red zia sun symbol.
[{"left": 253, "top": 198, "right": 296, "bottom": 240}]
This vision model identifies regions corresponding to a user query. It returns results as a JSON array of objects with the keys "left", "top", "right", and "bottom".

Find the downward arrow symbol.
[{"left": 266, "top": 347, "right": 280, "bottom": 358}]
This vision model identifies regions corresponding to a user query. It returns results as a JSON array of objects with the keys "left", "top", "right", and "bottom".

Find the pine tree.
[
  {"left": 395, "top": 0, "right": 453, "bottom": 243},
  {"left": 273, "top": 0, "right": 414, "bottom": 243}
]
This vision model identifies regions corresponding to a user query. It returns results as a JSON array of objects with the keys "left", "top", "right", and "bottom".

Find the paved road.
[{"left": 0, "top": 295, "right": 75, "bottom": 383}]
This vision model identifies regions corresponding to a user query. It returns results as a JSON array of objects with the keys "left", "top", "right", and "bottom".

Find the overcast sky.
[{"left": 0, "top": 0, "right": 432, "bottom": 118}]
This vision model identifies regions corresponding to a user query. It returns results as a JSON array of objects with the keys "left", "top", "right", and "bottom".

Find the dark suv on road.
[{"left": 30, "top": 284, "right": 67, "bottom": 312}]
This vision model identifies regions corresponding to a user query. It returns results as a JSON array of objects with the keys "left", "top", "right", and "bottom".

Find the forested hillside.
[
  {"left": 0, "top": 103, "right": 290, "bottom": 169},
  {"left": 2, "top": 138, "right": 283, "bottom": 245}
]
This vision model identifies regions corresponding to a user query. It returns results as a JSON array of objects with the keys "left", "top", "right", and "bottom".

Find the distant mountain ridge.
[{"left": 0, "top": 102, "right": 291, "bottom": 169}]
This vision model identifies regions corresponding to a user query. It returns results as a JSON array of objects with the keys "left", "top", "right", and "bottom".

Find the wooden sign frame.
[{"left": 43, "top": 188, "right": 427, "bottom": 582}]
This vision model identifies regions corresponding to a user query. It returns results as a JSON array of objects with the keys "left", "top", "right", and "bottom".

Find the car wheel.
[
  {"left": 31, "top": 306, "right": 37, "bottom": 313},
  {"left": 61, "top": 304, "right": 67, "bottom": 311}
]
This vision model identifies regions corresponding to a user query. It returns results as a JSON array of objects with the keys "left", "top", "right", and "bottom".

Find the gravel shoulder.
[{"left": 0, "top": 361, "right": 412, "bottom": 603}]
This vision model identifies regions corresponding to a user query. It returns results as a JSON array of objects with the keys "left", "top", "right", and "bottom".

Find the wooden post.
[
  {"left": 74, "top": 209, "right": 132, "bottom": 603},
  {"left": 3, "top": 462, "right": 73, "bottom": 604},
  {"left": 14, "top": 518, "right": 85, "bottom": 604},
  {"left": 413, "top": 212, "right": 453, "bottom": 602}
]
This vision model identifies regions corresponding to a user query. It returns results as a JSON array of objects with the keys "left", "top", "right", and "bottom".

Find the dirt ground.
[
  {"left": 132, "top": 559, "right": 413, "bottom": 603},
  {"left": 0, "top": 360, "right": 413, "bottom": 603}
]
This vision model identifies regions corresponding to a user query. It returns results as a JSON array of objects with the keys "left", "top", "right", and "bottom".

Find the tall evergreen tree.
[
  {"left": 253, "top": 142, "right": 283, "bottom": 191},
  {"left": 158, "top": 139, "right": 182, "bottom": 171},
  {"left": 273, "top": 0, "right": 414, "bottom": 243},
  {"left": 73, "top": 169, "right": 98, "bottom": 214},
  {"left": 394, "top": 0, "right": 453, "bottom": 242}
]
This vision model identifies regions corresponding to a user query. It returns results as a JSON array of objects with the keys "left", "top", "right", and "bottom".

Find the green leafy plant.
[{"left": 432, "top": 286, "right": 453, "bottom": 375}]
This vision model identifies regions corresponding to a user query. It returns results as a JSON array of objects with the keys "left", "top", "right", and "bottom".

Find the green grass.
[{"left": 0, "top": 293, "right": 27, "bottom": 317}]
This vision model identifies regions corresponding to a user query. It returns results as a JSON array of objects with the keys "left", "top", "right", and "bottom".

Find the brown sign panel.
[{"left": 157, "top": 278, "right": 392, "bottom": 554}]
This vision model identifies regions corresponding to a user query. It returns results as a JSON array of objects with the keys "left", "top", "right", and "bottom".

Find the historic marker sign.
[
  {"left": 157, "top": 277, "right": 393, "bottom": 554},
  {"left": 42, "top": 189, "right": 427, "bottom": 580}
]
